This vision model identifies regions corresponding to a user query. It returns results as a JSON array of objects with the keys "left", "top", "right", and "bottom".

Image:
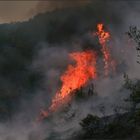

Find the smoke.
[
  {"left": 0, "top": 1, "right": 38, "bottom": 23},
  {"left": 30, "top": 0, "right": 91, "bottom": 15},
  {"left": 0, "top": 0, "right": 90, "bottom": 23},
  {"left": 0, "top": 1, "right": 140, "bottom": 140},
  {"left": 0, "top": 122, "right": 46, "bottom": 140}
]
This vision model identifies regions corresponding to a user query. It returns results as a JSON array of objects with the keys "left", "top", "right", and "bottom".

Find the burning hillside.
[
  {"left": 39, "top": 50, "right": 97, "bottom": 120},
  {"left": 39, "top": 23, "right": 117, "bottom": 120}
]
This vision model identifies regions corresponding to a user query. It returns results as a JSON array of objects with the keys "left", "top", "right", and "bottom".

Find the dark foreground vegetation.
[
  {"left": 75, "top": 76, "right": 140, "bottom": 139},
  {"left": 70, "top": 26, "right": 140, "bottom": 140},
  {"left": 44, "top": 75, "right": 140, "bottom": 140},
  {"left": 65, "top": 27, "right": 140, "bottom": 140}
]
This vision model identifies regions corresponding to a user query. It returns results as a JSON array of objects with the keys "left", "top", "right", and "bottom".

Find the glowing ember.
[
  {"left": 96, "top": 23, "right": 115, "bottom": 76},
  {"left": 39, "top": 50, "right": 97, "bottom": 120}
]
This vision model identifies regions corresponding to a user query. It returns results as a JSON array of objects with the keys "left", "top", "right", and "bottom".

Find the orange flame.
[
  {"left": 38, "top": 23, "right": 117, "bottom": 121},
  {"left": 39, "top": 50, "right": 97, "bottom": 120},
  {"left": 96, "top": 23, "right": 115, "bottom": 76}
]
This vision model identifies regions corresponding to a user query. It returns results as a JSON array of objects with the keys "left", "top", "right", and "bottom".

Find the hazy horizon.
[{"left": 0, "top": 0, "right": 91, "bottom": 24}]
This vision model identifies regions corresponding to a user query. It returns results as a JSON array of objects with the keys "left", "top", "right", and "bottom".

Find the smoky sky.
[
  {"left": 0, "top": 1, "right": 140, "bottom": 24},
  {"left": 0, "top": 0, "right": 91, "bottom": 23},
  {"left": 0, "top": 1, "right": 38, "bottom": 23}
]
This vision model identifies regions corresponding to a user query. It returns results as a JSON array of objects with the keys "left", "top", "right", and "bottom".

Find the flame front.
[
  {"left": 38, "top": 23, "right": 117, "bottom": 120},
  {"left": 96, "top": 23, "right": 115, "bottom": 76},
  {"left": 39, "top": 51, "right": 97, "bottom": 120}
]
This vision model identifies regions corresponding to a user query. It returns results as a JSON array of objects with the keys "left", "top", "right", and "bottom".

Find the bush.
[{"left": 80, "top": 114, "right": 100, "bottom": 136}]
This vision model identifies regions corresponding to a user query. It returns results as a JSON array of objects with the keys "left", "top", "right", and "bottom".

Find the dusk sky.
[{"left": 0, "top": 1, "right": 90, "bottom": 23}]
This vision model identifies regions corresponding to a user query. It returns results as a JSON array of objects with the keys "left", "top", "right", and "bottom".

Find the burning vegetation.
[
  {"left": 39, "top": 23, "right": 117, "bottom": 120},
  {"left": 39, "top": 50, "right": 97, "bottom": 120},
  {"left": 96, "top": 23, "right": 116, "bottom": 76}
]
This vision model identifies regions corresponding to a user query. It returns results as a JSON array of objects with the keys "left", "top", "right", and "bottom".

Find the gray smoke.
[
  {"left": 30, "top": 0, "right": 91, "bottom": 15},
  {"left": 0, "top": 1, "right": 140, "bottom": 140}
]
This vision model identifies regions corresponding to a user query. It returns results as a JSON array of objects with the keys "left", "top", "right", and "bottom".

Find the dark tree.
[
  {"left": 80, "top": 114, "right": 100, "bottom": 136},
  {"left": 127, "top": 26, "right": 140, "bottom": 64},
  {"left": 123, "top": 74, "right": 140, "bottom": 112}
]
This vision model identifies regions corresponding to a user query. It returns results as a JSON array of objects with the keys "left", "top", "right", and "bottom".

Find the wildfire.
[
  {"left": 39, "top": 51, "right": 97, "bottom": 120},
  {"left": 38, "top": 23, "right": 117, "bottom": 120},
  {"left": 96, "top": 23, "right": 116, "bottom": 76}
]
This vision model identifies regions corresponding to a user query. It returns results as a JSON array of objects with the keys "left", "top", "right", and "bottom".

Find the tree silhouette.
[{"left": 127, "top": 26, "right": 140, "bottom": 64}]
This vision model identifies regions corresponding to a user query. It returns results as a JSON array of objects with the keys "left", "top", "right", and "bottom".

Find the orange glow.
[
  {"left": 96, "top": 23, "right": 115, "bottom": 76},
  {"left": 39, "top": 51, "right": 97, "bottom": 120}
]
